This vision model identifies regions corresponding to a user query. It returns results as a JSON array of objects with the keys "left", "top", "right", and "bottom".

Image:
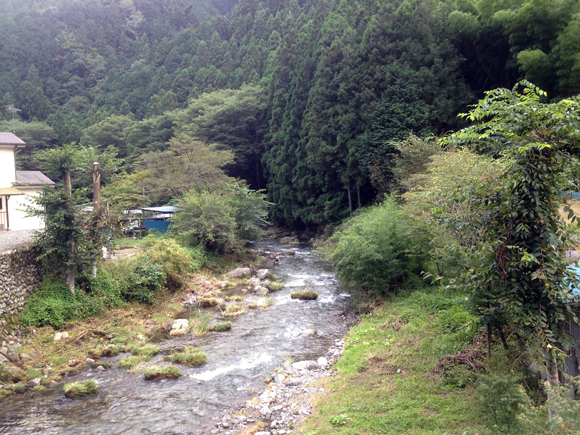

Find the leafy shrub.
[
  {"left": 172, "top": 185, "right": 270, "bottom": 254},
  {"left": 328, "top": 197, "right": 426, "bottom": 298},
  {"left": 123, "top": 258, "right": 166, "bottom": 304},
  {"left": 475, "top": 353, "right": 530, "bottom": 434},
  {"left": 172, "top": 191, "right": 239, "bottom": 254},
  {"left": 21, "top": 278, "right": 116, "bottom": 327},
  {"left": 170, "top": 346, "right": 207, "bottom": 366},
  {"left": 519, "top": 382, "right": 580, "bottom": 434},
  {"left": 145, "top": 239, "right": 196, "bottom": 288},
  {"left": 63, "top": 380, "right": 99, "bottom": 399},
  {"left": 144, "top": 365, "right": 182, "bottom": 380}
]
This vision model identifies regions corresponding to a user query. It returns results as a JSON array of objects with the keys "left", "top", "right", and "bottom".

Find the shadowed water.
[{"left": 0, "top": 241, "right": 351, "bottom": 434}]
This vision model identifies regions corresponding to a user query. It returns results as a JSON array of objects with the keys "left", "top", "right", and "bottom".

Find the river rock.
[
  {"left": 26, "top": 378, "right": 41, "bottom": 387},
  {"left": 47, "top": 380, "right": 59, "bottom": 388},
  {"left": 247, "top": 277, "right": 260, "bottom": 285},
  {"left": 255, "top": 269, "right": 272, "bottom": 280},
  {"left": 5, "top": 366, "right": 25, "bottom": 383},
  {"left": 218, "top": 281, "right": 230, "bottom": 289},
  {"left": 255, "top": 432, "right": 271, "bottom": 435},
  {"left": 273, "top": 374, "right": 285, "bottom": 384},
  {"left": 299, "top": 329, "right": 317, "bottom": 338},
  {"left": 226, "top": 267, "right": 251, "bottom": 278},
  {"left": 317, "top": 357, "right": 328, "bottom": 367},
  {"left": 170, "top": 319, "right": 189, "bottom": 336},
  {"left": 96, "top": 366, "right": 105, "bottom": 372},
  {"left": 254, "top": 285, "right": 269, "bottom": 296},
  {"left": 293, "top": 360, "right": 318, "bottom": 371},
  {"left": 0, "top": 346, "right": 7, "bottom": 356},
  {"left": 6, "top": 351, "right": 19, "bottom": 363},
  {"left": 0, "top": 353, "right": 8, "bottom": 364},
  {"left": 27, "top": 348, "right": 41, "bottom": 359},
  {"left": 14, "top": 386, "right": 27, "bottom": 394},
  {"left": 86, "top": 358, "right": 95, "bottom": 365}
]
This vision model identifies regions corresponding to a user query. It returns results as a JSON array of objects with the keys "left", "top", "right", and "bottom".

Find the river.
[{"left": 0, "top": 240, "right": 352, "bottom": 434}]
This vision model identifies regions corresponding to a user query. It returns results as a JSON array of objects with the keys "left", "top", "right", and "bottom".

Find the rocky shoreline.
[{"left": 203, "top": 313, "right": 357, "bottom": 435}]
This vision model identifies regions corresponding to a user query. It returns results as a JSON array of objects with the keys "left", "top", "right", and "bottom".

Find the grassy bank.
[{"left": 299, "top": 286, "right": 485, "bottom": 435}]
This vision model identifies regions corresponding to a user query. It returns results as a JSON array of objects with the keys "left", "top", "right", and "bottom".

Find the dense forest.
[{"left": 1, "top": 0, "right": 579, "bottom": 229}]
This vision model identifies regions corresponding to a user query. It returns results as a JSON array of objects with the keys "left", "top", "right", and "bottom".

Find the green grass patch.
[
  {"left": 118, "top": 355, "right": 150, "bottom": 369},
  {"left": 189, "top": 308, "right": 211, "bottom": 336},
  {"left": 63, "top": 380, "right": 99, "bottom": 399},
  {"left": 299, "top": 286, "right": 485, "bottom": 435},
  {"left": 268, "top": 282, "right": 285, "bottom": 291},
  {"left": 124, "top": 342, "right": 160, "bottom": 356},
  {"left": 144, "top": 365, "right": 182, "bottom": 380},
  {"left": 170, "top": 346, "right": 207, "bottom": 366},
  {"left": 209, "top": 322, "right": 232, "bottom": 331},
  {"left": 291, "top": 291, "right": 318, "bottom": 300}
]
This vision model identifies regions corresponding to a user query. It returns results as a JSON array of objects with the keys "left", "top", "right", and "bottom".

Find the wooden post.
[
  {"left": 93, "top": 162, "right": 101, "bottom": 211},
  {"left": 5, "top": 195, "right": 10, "bottom": 231},
  {"left": 92, "top": 162, "right": 101, "bottom": 278}
]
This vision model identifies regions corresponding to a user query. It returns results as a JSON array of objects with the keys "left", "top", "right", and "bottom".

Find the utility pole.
[{"left": 92, "top": 162, "right": 101, "bottom": 278}]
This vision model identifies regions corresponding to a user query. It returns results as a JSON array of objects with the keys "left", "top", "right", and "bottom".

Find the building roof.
[
  {"left": 0, "top": 187, "right": 23, "bottom": 195},
  {"left": 0, "top": 132, "right": 25, "bottom": 147},
  {"left": 142, "top": 206, "right": 179, "bottom": 213},
  {"left": 14, "top": 171, "right": 54, "bottom": 186}
]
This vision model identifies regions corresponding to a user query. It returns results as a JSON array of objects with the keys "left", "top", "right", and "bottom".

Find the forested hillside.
[{"left": 1, "top": 0, "right": 579, "bottom": 229}]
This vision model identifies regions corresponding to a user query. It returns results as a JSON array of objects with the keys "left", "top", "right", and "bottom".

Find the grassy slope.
[{"left": 299, "top": 287, "right": 486, "bottom": 435}]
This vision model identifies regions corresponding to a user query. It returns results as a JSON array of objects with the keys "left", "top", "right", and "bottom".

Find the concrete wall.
[
  {"left": 9, "top": 187, "right": 44, "bottom": 231},
  {"left": 0, "top": 147, "right": 16, "bottom": 188},
  {"left": 0, "top": 246, "right": 41, "bottom": 341}
]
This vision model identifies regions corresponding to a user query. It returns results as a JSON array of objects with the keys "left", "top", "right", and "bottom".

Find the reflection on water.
[{"left": 0, "top": 240, "right": 351, "bottom": 435}]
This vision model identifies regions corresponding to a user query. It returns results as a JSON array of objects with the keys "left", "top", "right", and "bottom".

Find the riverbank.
[
  {"left": 0, "top": 239, "right": 355, "bottom": 434},
  {"left": 291, "top": 286, "right": 485, "bottom": 435}
]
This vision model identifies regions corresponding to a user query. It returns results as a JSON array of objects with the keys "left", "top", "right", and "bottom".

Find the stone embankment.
[
  {"left": 207, "top": 338, "right": 348, "bottom": 435},
  {"left": 0, "top": 246, "right": 41, "bottom": 341}
]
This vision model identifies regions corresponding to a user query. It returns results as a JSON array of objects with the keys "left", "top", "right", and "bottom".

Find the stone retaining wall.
[{"left": 0, "top": 246, "right": 41, "bottom": 340}]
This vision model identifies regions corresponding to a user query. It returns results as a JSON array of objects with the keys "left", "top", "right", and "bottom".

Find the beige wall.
[
  {"left": 0, "top": 147, "right": 16, "bottom": 188},
  {"left": 9, "top": 187, "right": 44, "bottom": 231}
]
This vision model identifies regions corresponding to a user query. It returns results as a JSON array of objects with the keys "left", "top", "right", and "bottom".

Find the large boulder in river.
[
  {"left": 255, "top": 269, "right": 272, "bottom": 280},
  {"left": 4, "top": 366, "right": 26, "bottom": 383},
  {"left": 170, "top": 319, "right": 189, "bottom": 336},
  {"left": 254, "top": 285, "right": 269, "bottom": 296},
  {"left": 226, "top": 267, "right": 251, "bottom": 278}
]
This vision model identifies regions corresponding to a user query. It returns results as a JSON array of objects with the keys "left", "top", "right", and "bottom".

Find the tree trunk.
[
  {"left": 357, "top": 183, "right": 361, "bottom": 209},
  {"left": 63, "top": 171, "right": 72, "bottom": 196},
  {"left": 63, "top": 170, "right": 75, "bottom": 293},
  {"left": 347, "top": 186, "right": 353, "bottom": 217},
  {"left": 487, "top": 323, "right": 492, "bottom": 359},
  {"left": 546, "top": 353, "right": 561, "bottom": 422}
]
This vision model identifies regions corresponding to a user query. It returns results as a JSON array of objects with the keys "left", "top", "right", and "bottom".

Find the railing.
[{"left": 0, "top": 210, "right": 7, "bottom": 230}]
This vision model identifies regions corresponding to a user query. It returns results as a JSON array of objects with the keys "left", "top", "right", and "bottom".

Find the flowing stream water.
[{"left": 0, "top": 240, "right": 352, "bottom": 435}]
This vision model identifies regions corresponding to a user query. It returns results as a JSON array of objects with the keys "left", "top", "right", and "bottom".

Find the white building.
[{"left": 0, "top": 132, "right": 54, "bottom": 231}]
